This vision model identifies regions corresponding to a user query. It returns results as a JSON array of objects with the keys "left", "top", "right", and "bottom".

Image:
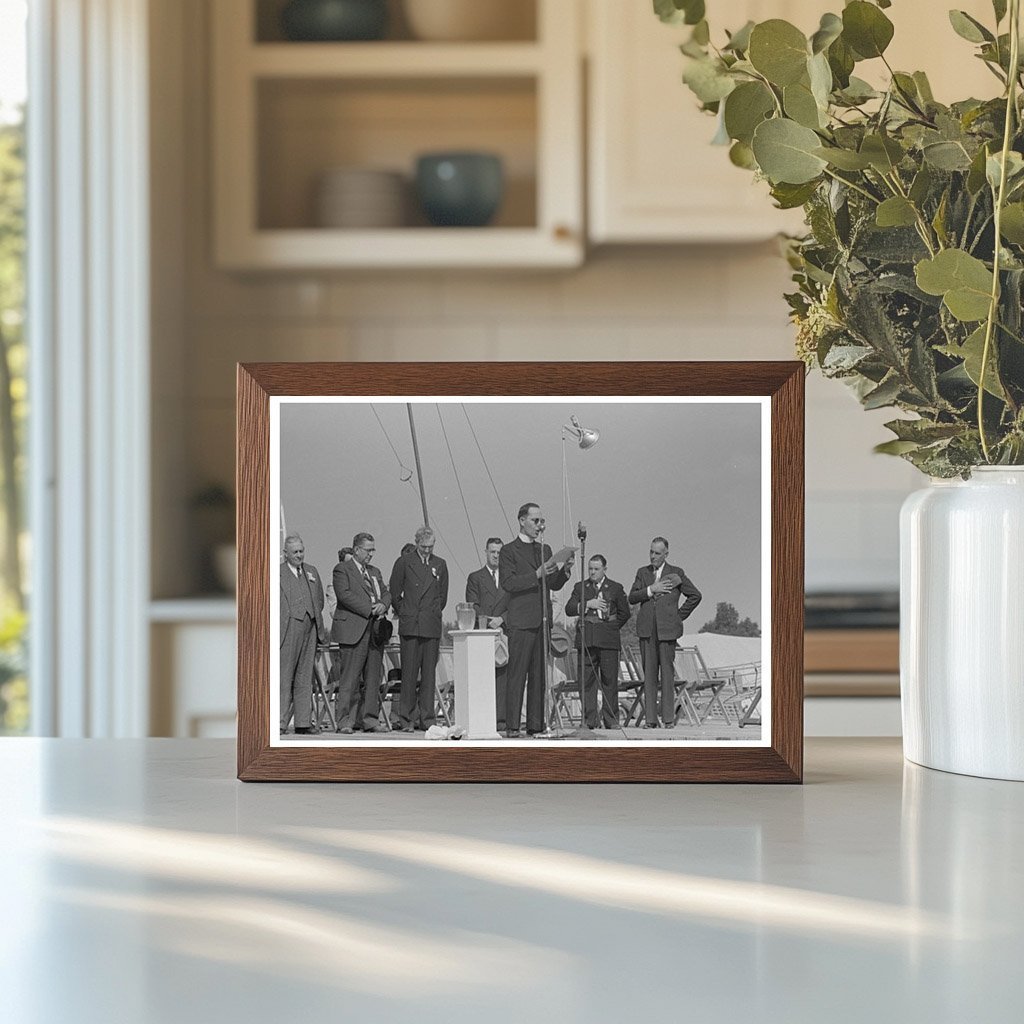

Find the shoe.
[{"left": 338, "top": 726, "right": 354, "bottom": 735}]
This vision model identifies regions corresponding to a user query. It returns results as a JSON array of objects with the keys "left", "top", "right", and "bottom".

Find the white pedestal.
[{"left": 450, "top": 629, "right": 502, "bottom": 740}]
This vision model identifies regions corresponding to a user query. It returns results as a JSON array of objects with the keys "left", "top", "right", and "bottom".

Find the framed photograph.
[{"left": 237, "top": 362, "right": 803, "bottom": 782}]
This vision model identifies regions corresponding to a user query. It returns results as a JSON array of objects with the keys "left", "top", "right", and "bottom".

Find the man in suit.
[
  {"left": 629, "top": 536, "right": 702, "bottom": 729},
  {"left": 389, "top": 525, "right": 449, "bottom": 732},
  {"left": 566, "top": 554, "right": 631, "bottom": 729},
  {"left": 325, "top": 547, "right": 355, "bottom": 694},
  {"left": 500, "top": 502, "right": 574, "bottom": 737},
  {"left": 332, "top": 532, "right": 391, "bottom": 734},
  {"left": 279, "top": 534, "right": 325, "bottom": 735},
  {"left": 466, "top": 537, "right": 510, "bottom": 731}
]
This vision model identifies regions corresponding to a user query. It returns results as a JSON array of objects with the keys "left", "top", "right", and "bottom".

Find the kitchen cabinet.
[
  {"left": 211, "top": 0, "right": 583, "bottom": 269},
  {"left": 586, "top": 0, "right": 998, "bottom": 244},
  {"left": 587, "top": 0, "right": 813, "bottom": 243}
]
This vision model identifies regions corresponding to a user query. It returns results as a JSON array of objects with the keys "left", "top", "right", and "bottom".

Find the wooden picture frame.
[{"left": 237, "top": 362, "right": 804, "bottom": 782}]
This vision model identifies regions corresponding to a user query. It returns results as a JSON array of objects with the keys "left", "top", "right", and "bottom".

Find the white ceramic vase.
[{"left": 900, "top": 467, "right": 1024, "bottom": 781}]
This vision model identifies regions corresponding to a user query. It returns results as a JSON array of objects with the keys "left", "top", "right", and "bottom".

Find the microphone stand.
[
  {"left": 538, "top": 523, "right": 552, "bottom": 732},
  {"left": 576, "top": 522, "right": 587, "bottom": 731}
]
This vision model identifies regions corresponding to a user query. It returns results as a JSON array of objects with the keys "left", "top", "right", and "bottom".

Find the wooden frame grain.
[{"left": 237, "top": 362, "right": 804, "bottom": 782}]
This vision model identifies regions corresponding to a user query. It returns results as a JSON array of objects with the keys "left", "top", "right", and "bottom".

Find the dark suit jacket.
[
  {"left": 566, "top": 577, "right": 630, "bottom": 650},
  {"left": 389, "top": 552, "right": 449, "bottom": 639},
  {"left": 331, "top": 559, "right": 391, "bottom": 646},
  {"left": 499, "top": 537, "right": 572, "bottom": 631},
  {"left": 628, "top": 562, "right": 702, "bottom": 641},
  {"left": 280, "top": 562, "right": 325, "bottom": 645},
  {"left": 465, "top": 566, "right": 509, "bottom": 622}
]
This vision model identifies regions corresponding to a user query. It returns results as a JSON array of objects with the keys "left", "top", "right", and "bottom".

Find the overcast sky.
[{"left": 278, "top": 399, "right": 764, "bottom": 626}]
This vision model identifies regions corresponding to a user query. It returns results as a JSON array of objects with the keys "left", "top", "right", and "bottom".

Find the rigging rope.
[
  {"left": 436, "top": 404, "right": 481, "bottom": 559},
  {"left": 370, "top": 403, "right": 413, "bottom": 481},
  {"left": 366, "top": 404, "right": 466, "bottom": 577},
  {"left": 460, "top": 404, "right": 515, "bottom": 536}
]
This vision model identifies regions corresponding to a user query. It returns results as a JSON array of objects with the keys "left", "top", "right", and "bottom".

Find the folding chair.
[
  {"left": 720, "top": 662, "right": 762, "bottom": 727},
  {"left": 619, "top": 646, "right": 646, "bottom": 726},
  {"left": 552, "top": 653, "right": 582, "bottom": 729},
  {"left": 312, "top": 642, "right": 338, "bottom": 733},
  {"left": 675, "top": 646, "right": 732, "bottom": 725},
  {"left": 379, "top": 643, "right": 402, "bottom": 731}
]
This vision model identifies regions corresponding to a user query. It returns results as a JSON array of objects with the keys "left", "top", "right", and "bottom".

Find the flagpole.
[{"left": 407, "top": 403, "right": 430, "bottom": 528}]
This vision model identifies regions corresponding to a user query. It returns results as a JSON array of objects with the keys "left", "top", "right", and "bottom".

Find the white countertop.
[{"left": 0, "top": 738, "right": 1019, "bottom": 1023}]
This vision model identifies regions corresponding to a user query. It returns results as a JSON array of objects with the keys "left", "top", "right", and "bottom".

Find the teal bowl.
[
  {"left": 281, "top": 0, "right": 388, "bottom": 42},
  {"left": 415, "top": 153, "right": 505, "bottom": 228}
]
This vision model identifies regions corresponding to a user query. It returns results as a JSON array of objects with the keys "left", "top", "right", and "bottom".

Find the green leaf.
[
  {"left": 723, "top": 81, "right": 775, "bottom": 144},
  {"left": 948, "top": 10, "right": 994, "bottom": 44},
  {"left": 860, "top": 133, "right": 904, "bottom": 173},
  {"left": 912, "top": 71, "right": 935, "bottom": 104},
  {"left": 884, "top": 418, "right": 963, "bottom": 443},
  {"left": 909, "top": 164, "right": 933, "bottom": 205},
  {"left": 682, "top": 57, "right": 736, "bottom": 104},
  {"left": 653, "top": 0, "right": 705, "bottom": 26},
  {"left": 922, "top": 140, "right": 973, "bottom": 171},
  {"left": 915, "top": 250, "right": 994, "bottom": 322},
  {"left": 748, "top": 20, "right": 809, "bottom": 87},
  {"left": 862, "top": 374, "right": 903, "bottom": 409},
  {"left": 876, "top": 197, "right": 918, "bottom": 228},
  {"left": 940, "top": 325, "right": 1006, "bottom": 398},
  {"left": 967, "top": 144, "right": 991, "bottom": 194},
  {"left": 837, "top": 76, "right": 879, "bottom": 104},
  {"left": 784, "top": 80, "right": 824, "bottom": 129},
  {"left": 842, "top": 1, "right": 895, "bottom": 59},
  {"left": 751, "top": 118, "right": 828, "bottom": 184},
  {"left": 770, "top": 180, "right": 820, "bottom": 209},
  {"left": 986, "top": 150, "right": 1024, "bottom": 191},
  {"left": 807, "top": 51, "right": 833, "bottom": 110},
  {"left": 813, "top": 146, "right": 872, "bottom": 170},
  {"left": 724, "top": 20, "right": 755, "bottom": 53},
  {"left": 827, "top": 36, "right": 855, "bottom": 89},
  {"left": 729, "top": 140, "right": 757, "bottom": 169},
  {"left": 810, "top": 12, "right": 843, "bottom": 54},
  {"left": 874, "top": 439, "right": 922, "bottom": 455},
  {"left": 1000, "top": 203, "right": 1024, "bottom": 245}
]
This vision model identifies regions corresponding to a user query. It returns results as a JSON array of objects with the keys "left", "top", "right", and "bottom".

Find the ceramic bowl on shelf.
[
  {"left": 414, "top": 152, "right": 504, "bottom": 227},
  {"left": 315, "top": 167, "right": 408, "bottom": 228},
  {"left": 280, "top": 0, "right": 389, "bottom": 42},
  {"left": 403, "top": 0, "right": 535, "bottom": 42}
]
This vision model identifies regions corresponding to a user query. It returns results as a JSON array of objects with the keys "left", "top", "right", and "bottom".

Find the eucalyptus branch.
[{"left": 979, "top": 0, "right": 1021, "bottom": 462}]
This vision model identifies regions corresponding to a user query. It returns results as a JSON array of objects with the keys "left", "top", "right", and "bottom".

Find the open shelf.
[
  {"left": 254, "top": 0, "right": 539, "bottom": 45},
  {"left": 212, "top": 0, "right": 581, "bottom": 268},
  {"left": 249, "top": 42, "right": 544, "bottom": 77},
  {"left": 256, "top": 76, "right": 537, "bottom": 231}
]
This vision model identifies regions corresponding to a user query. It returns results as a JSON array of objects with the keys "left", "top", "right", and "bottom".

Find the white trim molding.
[{"left": 28, "top": 0, "right": 150, "bottom": 736}]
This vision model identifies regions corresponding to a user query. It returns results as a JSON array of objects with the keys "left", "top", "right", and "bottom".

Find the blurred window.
[{"left": 0, "top": 0, "right": 28, "bottom": 734}]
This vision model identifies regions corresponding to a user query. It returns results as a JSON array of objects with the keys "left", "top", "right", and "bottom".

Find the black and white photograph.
[{"left": 270, "top": 396, "right": 769, "bottom": 747}]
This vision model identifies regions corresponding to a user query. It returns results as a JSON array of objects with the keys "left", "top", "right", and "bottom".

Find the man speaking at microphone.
[{"left": 499, "top": 502, "right": 575, "bottom": 737}]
